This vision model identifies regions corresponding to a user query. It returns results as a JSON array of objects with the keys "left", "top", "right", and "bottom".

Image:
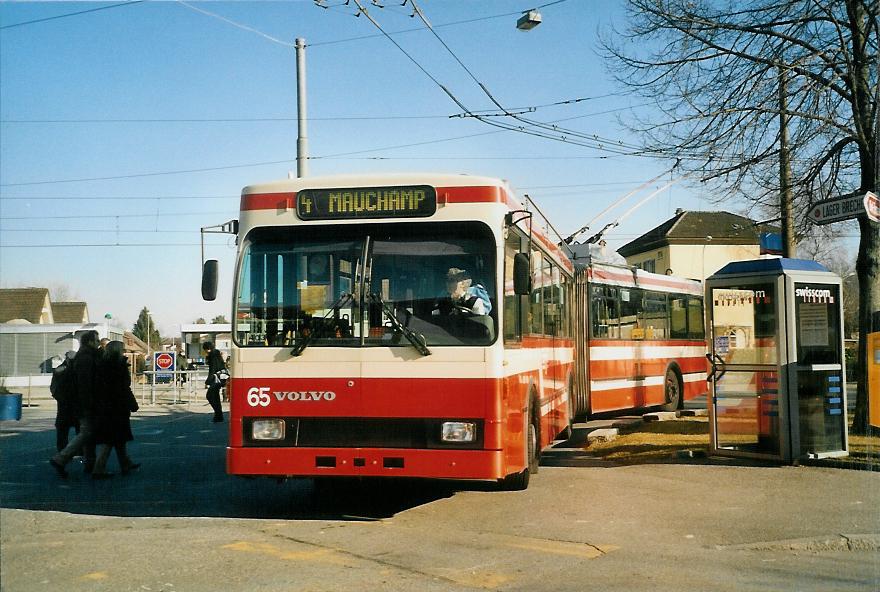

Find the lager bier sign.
[{"left": 297, "top": 185, "right": 436, "bottom": 220}]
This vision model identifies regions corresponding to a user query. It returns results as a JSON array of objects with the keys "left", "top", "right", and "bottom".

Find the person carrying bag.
[{"left": 202, "top": 341, "right": 227, "bottom": 423}]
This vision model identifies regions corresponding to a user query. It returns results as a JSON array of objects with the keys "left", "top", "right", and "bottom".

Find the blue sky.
[{"left": 1, "top": 0, "right": 718, "bottom": 335}]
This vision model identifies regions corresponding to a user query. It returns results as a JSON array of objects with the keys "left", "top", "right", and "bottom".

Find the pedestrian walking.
[
  {"left": 92, "top": 341, "right": 140, "bottom": 478},
  {"left": 202, "top": 341, "right": 226, "bottom": 423},
  {"left": 50, "top": 330, "right": 101, "bottom": 478},
  {"left": 50, "top": 351, "right": 80, "bottom": 452}
]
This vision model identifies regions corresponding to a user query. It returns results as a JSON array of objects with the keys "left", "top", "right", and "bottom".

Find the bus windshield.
[{"left": 234, "top": 221, "right": 497, "bottom": 349}]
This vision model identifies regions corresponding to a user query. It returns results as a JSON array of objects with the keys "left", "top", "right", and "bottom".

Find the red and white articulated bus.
[
  {"left": 201, "top": 173, "right": 706, "bottom": 489},
  {"left": 570, "top": 260, "right": 707, "bottom": 416},
  {"left": 203, "top": 173, "right": 576, "bottom": 490}
]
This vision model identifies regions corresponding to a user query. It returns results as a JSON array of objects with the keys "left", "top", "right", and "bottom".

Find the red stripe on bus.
[
  {"left": 590, "top": 267, "right": 701, "bottom": 293},
  {"left": 241, "top": 192, "right": 296, "bottom": 211},
  {"left": 240, "top": 186, "right": 513, "bottom": 212},
  {"left": 589, "top": 357, "right": 706, "bottom": 380}
]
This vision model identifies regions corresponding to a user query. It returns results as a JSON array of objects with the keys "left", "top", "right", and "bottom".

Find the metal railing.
[{"left": 138, "top": 370, "right": 222, "bottom": 405}]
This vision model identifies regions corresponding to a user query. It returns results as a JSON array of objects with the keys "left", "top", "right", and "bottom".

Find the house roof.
[
  {"left": 52, "top": 301, "right": 89, "bottom": 324},
  {"left": 617, "top": 210, "right": 778, "bottom": 257},
  {"left": 124, "top": 331, "right": 148, "bottom": 354},
  {"left": 0, "top": 288, "right": 52, "bottom": 324}
]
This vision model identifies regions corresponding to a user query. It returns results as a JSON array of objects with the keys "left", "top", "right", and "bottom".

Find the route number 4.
[{"left": 247, "top": 387, "right": 271, "bottom": 407}]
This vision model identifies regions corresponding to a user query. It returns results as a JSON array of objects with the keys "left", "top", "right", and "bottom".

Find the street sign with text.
[
  {"left": 154, "top": 352, "right": 175, "bottom": 371},
  {"left": 808, "top": 191, "right": 879, "bottom": 225}
]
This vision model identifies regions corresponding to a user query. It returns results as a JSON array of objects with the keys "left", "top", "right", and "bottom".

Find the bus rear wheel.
[{"left": 661, "top": 367, "right": 682, "bottom": 412}]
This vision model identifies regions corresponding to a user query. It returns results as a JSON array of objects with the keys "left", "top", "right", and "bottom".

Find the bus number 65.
[{"left": 247, "top": 387, "right": 271, "bottom": 407}]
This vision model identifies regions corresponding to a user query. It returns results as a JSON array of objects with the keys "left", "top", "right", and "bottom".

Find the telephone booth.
[{"left": 705, "top": 259, "right": 848, "bottom": 463}]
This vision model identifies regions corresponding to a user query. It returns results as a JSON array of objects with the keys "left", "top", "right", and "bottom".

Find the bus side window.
[
  {"left": 619, "top": 288, "right": 642, "bottom": 339},
  {"left": 591, "top": 285, "right": 618, "bottom": 339},
  {"left": 558, "top": 270, "right": 569, "bottom": 338},
  {"left": 687, "top": 297, "right": 704, "bottom": 339},
  {"left": 503, "top": 231, "right": 523, "bottom": 343},
  {"left": 543, "top": 259, "right": 557, "bottom": 337},
  {"left": 670, "top": 296, "right": 688, "bottom": 338},
  {"left": 643, "top": 291, "right": 668, "bottom": 339},
  {"left": 529, "top": 251, "right": 544, "bottom": 335}
]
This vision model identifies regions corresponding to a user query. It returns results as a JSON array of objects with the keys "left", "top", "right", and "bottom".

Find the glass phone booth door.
[
  {"left": 789, "top": 281, "right": 847, "bottom": 456},
  {"left": 709, "top": 281, "right": 785, "bottom": 459}
]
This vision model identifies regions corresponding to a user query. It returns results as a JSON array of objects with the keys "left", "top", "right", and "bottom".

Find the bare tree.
[
  {"left": 47, "top": 283, "right": 80, "bottom": 302},
  {"left": 602, "top": 0, "right": 878, "bottom": 434}
]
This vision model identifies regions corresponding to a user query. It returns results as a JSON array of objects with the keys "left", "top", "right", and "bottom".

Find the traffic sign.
[
  {"left": 154, "top": 352, "right": 175, "bottom": 371},
  {"left": 866, "top": 191, "right": 880, "bottom": 223},
  {"left": 808, "top": 191, "right": 879, "bottom": 225}
]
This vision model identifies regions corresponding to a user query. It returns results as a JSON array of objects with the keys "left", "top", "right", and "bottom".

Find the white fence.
[{"left": 138, "top": 369, "right": 226, "bottom": 405}]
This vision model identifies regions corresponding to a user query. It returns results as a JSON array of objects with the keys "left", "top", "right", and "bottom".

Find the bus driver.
[{"left": 436, "top": 267, "right": 492, "bottom": 316}]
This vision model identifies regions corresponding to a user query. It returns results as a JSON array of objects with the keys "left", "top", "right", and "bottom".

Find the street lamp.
[
  {"left": 145, "top": 309, "right": 152, "bottom": 363},
  {"left": 516, "top": 10, "right": 542, "bottom": 30}
]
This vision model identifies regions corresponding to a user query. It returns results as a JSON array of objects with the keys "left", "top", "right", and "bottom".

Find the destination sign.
[{"left": 297, "top": 185, "right": 436, "bottom": 220}]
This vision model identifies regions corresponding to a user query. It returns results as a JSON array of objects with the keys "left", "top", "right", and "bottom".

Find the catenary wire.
[{"left": 0, "top": 0, "right": 144, "bottom": 30}]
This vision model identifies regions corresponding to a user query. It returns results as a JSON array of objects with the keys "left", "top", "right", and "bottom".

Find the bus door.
[{"left": 707, "top": 279, "right": 785, "bottom": 459}]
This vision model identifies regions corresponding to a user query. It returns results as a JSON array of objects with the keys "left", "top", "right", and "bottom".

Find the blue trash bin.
[{"left": 0, "top": 393, "right": 23, "bottom": 421}]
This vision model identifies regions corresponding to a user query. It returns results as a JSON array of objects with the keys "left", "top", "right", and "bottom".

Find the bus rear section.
[
  {"left": 573, "top": 261, "right": 707, "bottom": 416},
  {"left": 217, "top": 174, "right": 574, "bottom": 488}
]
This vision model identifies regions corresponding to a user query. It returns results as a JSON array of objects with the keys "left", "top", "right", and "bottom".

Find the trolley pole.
[{"left": 296, "top": 37, "right": 308, "bottom": 178}]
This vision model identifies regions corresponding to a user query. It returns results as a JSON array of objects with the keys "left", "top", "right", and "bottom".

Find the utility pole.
[
  {"left": 779, "top": 66, "right": 796, "bottom": 258},
  {"left": 296, "top": 37, "right": 308, "bottom": 178}
]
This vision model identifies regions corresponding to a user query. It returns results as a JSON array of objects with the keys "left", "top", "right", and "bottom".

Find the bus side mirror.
[
  {"left": 513, "top": 253, "right": 531, "bottom": 295},
  {"left": 202, "top": 259, "right": 219, "bottom": 301}
]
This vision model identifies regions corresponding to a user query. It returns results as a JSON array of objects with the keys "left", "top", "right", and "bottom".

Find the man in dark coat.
[
  {"left": 50, "top": 350, "right": 80, "bottom": 452},
  {"left": 203, "top": 341, "right": 226, "bottom": 423},
  {"left": 50, "top": 330, "right": 101, "bottom": 478}
]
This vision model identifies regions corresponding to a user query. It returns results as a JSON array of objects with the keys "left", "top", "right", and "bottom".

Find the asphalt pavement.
[{"left": 1, "top": 400, "right": 879, "bottom": 592}]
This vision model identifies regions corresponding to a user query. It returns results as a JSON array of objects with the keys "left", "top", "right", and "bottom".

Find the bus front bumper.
[{"left": 227, "top": 446, "right": 507, "bottom": 481}]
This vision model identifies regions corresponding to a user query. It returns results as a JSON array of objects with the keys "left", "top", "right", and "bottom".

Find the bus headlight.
[
  {"left": 441, "top": 421, "right": 476, "bottom": 443},
  {"left": 252, "top": 419, "right": 285, "bottom": 441}
]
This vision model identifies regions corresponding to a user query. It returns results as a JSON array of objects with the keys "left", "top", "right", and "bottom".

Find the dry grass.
[
  {"left": 584, "top": 416, "right": 880, "bottom": 469},
  {"left": 846, "top": 435, "right": 880, "bottom": 466},
  {"left": 585, "top": 417, "right": 710, "bottom": 462}
]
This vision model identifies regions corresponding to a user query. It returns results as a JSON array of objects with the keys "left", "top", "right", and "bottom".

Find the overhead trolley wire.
[
  {"left": 175, "top": 1, "right": 296, "bottom": 48},
  {"left": 0, "top": 0, "right": 144, "bottom": 30},
  {"left": 407, "top": 0, "right": 648, "bottom": 156},
  {"left": 347, "top": 0, "right": 640, "bottom": 156}
]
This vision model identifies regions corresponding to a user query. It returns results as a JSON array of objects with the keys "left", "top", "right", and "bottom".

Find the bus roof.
[
  {"left": 587, "top": 262, "right": 702, "bottom": 296},
  {"left": 239, "top": 172, "right": 573, "bottom": 274},
  {"left": 242, "top": 172, "right": 515, "bottom": 196}
]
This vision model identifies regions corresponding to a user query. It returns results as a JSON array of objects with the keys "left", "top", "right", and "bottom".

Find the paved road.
[{"left": 1, "top": 402, "right": 878, "bottom": 591}]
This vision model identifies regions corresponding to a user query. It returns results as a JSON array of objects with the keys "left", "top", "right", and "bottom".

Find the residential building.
[
  {"left": 0, "top": 288, "right": 122, "bottom": 386},
  {"left": 617, "top": 210, "right": 779, "bottom": 282},
  {"left": 0, "top": 288, "right": 54, "bottom": 324},
  {"left": 51, "top": 302, "right": 90, "bottom": 324}
]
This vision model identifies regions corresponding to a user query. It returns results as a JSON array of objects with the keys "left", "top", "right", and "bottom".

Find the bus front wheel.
[{"left": 499, "top": 403, "right": 539, "bottom": 491}]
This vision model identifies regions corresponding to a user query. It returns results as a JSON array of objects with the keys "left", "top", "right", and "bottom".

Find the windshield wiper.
[
  {"left": 291, "top": 292, "right": 353, "bottom": 357},
  {"left": 369, "top": 293, "right": 431, "bottom": 356}
]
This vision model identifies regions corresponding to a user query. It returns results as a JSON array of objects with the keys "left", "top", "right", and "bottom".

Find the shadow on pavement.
[{"left": 0, "top": 408, "right": 456, "bottom": 521}]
